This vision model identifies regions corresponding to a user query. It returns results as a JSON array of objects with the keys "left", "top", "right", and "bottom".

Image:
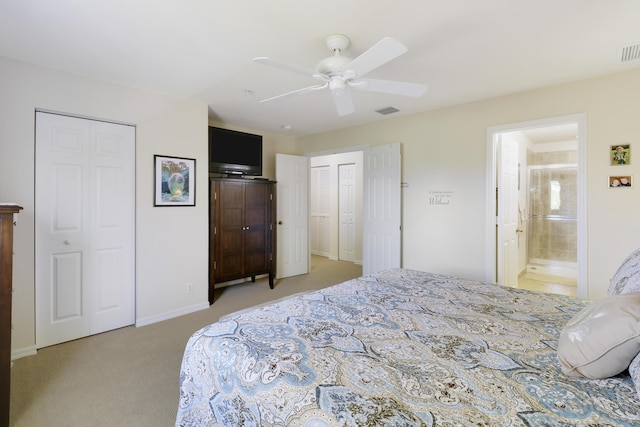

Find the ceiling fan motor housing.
[{"left": 316, "top": 55, "right": 351, "bottom": 76}]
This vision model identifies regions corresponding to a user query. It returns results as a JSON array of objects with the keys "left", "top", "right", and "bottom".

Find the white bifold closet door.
[
  {"left": 338, "top": 163, "right": 356, "bottom": 262},
  {"left": 35, "top": 112, "right": 135, "bottom": 348}
]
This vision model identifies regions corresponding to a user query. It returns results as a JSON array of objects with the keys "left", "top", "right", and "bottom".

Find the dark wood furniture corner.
[
  {"left": 1, "top": 204, "right": 22, "bottom": 427},
  {"left": 209, "top": 178, "right": 275, "bottom": 304}
]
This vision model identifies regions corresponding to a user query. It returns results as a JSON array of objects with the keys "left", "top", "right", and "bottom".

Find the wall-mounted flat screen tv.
[{"left": 209, "top": 127, "right": 262, "bottom": 176}]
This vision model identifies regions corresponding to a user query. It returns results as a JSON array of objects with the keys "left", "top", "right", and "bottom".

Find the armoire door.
[
  {"left": 35, "top": 112, "right": 135, "bottom": 348},
  {"left": 214, "top": 180, "right": 245, "bottom": 281},
  {"left": 244, "top": 181, "right": 272, "bottom": 276},
  {"left": 213, "top": 180, "right": 272, "bottom": 282}
]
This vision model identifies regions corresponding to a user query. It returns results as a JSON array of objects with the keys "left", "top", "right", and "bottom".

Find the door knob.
[
  {"left": 516, "top": 228, "right": 523, "bottom": 233},
  {"left": 278, "top": 221, "right": 283, "bottom": 225},
  {"left": 64, "top": 240, "right": 71, "bottom": 245}
]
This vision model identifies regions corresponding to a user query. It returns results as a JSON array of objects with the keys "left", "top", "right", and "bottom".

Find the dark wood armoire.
[
  {"left": 209, "top": 178, "right": 275, "bottom": 304},
  {"left": 1, "top": 204, "right": 22, "bottom": 426}
]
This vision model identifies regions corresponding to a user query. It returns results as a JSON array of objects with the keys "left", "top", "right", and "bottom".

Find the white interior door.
[
  {"left": 35, "top": 112, "right": 135, "bottom": 348},
  {"left": 362, "top": 144, "right": 401, "bottom": 275},
  {"left": 339, "top": 163, "right": 355, "bottom": 262},
  {"left": 496, "top": 135, "right": 519, "bottom": 286},
  {"left": 310, "top": 166, "right": 330, "bottom": 257},
  {"left": 276, "top": 153, "right": 309, "bottom": 278}
]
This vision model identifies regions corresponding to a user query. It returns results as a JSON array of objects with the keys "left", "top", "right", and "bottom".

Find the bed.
[{"left": 176, "top": 268, "right": 640, "bottom": 426}]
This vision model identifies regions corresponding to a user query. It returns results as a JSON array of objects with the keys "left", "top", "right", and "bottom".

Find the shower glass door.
[{"left": 527, "top": 164, "right": 577, "bottom": 270}]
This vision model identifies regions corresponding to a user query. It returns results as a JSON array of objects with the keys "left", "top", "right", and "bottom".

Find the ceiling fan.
[{"left": 253, "top": 34, "right": 428, "bottom": 116}]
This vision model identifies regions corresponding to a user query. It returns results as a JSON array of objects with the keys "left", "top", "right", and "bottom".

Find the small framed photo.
[
  {"left": 611, "top": 144, "right": 630, "bottom": 165},
  {"left": 154, "top": 155, "right": 196, "bottom": 206},
  {"left": 609, "top": 175, "right": 632, "bottom": 188}
]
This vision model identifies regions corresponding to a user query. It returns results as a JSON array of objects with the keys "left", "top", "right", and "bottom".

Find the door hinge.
[
  {"left": 214, "top": 225, "right": 217, "bottom": 235},
  {"left": 213, "top": 261, "right": 217, "bottom": 270},
  {"left": 270, "top": 193, "right": 273, "bottom": 201},
  {"left": 214, "top": 191, "right": 217, "bottom": 200}
]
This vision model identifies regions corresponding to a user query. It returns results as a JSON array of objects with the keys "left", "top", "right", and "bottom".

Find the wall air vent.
[
  {"left": 375, "top": 106, "right": 400, "bottom": 115},
  {"left": 620, "top": 44, "right": 640, "bottom": 63}
]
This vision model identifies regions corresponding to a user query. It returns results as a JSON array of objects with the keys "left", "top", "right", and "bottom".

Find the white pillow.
[
  {"left": 557, "top": 293, "right": 640, "bottom": 379},
  {"left": 608, "top": 248, "right": 640, "bottom": 296}
]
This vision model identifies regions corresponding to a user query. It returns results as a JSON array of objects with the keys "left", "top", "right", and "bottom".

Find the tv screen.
[{"left": 209, "top": 127, "right": 263, "bottom": 176}]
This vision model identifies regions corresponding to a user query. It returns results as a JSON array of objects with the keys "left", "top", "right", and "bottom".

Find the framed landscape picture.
[{"left": 154, "top": 155, "right": 196, "bottom": 206}]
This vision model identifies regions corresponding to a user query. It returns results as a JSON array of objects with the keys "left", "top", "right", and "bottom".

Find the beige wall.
[
  {"left": 0, "top": 58, "right": 297, "bottom": 358},
  {"left": 0, "top": 57, "right": 207, "bottom": 356},
  {"left": 296, "top": 68, "right": 640, "bottom": 300},
  {"left": 3, "top": 55, "right": 639, "bottom": 356}
]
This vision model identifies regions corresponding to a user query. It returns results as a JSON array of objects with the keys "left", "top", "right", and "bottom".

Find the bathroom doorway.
[{"left": 487, "top": 115, "right": 586, "bottom": 297}]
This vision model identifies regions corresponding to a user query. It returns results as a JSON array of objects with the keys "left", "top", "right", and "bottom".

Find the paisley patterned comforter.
[{"left": 176, "top": 269, "right": 640, "bottom": 426}]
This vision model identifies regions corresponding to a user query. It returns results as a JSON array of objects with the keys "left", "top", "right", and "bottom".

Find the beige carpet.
[{"left": 10, "top": 256, "right": 362, "bottom": 427}]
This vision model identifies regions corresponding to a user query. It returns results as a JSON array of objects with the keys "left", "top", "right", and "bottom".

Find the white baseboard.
[
  {"left": 135, "top": 301, "right": 210, "bottom": 327},
  {"left": 12, "top": 345, "right": 37, "bottom": 361}
]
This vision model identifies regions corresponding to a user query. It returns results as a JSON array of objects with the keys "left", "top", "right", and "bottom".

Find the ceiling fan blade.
[
  {"left": 350, "top": 78, "right": 427, "bottom": 97},
  {"left": 342, "top": 37, "right": 408, "bottom": 78},
  {"left": 331, "top": 88, "right": 355, "bottom": 116},
  {"left": 259, "top": 83, "right": 327, "bottom": 103},
  {"left": 253, "top": 56, "right": 319, "bottom": 79}
]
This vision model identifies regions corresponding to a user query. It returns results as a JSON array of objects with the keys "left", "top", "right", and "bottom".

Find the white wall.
[{"left": 296, "top": 68, "right": 640, "bottom": 300}]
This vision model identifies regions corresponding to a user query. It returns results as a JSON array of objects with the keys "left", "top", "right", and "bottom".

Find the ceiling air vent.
[
  {"left": 375, "top": 106, "right": 400, "bottom": 115},
  {"left": 620, "top": 44, "right": 640, "bottom": 63}
]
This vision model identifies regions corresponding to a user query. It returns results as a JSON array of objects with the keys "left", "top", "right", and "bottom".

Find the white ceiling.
[
  {"left": 521, "top": 124, "right": 578, "bottom": 145},
  {"left": 1, "top": 0, "right": 639, "bottom": 137}
]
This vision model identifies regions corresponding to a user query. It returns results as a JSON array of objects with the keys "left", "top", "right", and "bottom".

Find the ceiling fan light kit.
[{"left": 253, "top": 34, "right": 428, "bottom": 116}]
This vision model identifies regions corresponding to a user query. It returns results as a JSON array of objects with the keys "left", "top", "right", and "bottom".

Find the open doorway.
[
  {"left": 486, "top": 115, "right": 586, "bottom": 298},
  {"left": 309, "top": 151, "right": 363, "bottom": 264},
  {"left": 278, "top": 144, "right": 401, "bottom": 279}
]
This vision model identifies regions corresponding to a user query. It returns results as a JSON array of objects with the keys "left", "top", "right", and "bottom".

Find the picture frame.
[
  {"left": 154, "top": 155, "right": 196, "bottom": 206},
  {"left": 608, "top": 175, "right": 632, "bottom": 188},
  {"left": 610, "top": 144, "right": 630, "bottom": 165}
]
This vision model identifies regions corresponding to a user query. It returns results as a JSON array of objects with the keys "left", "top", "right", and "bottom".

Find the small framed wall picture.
[
  {"left": 608, "top": 175, "right": 632, "bottom": 188},
  {"left": 610, "top": 144, "right": 630, "bottom": 165},
  {"left": 154, "top": 155, "right": 196, "bottom": 206}
]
